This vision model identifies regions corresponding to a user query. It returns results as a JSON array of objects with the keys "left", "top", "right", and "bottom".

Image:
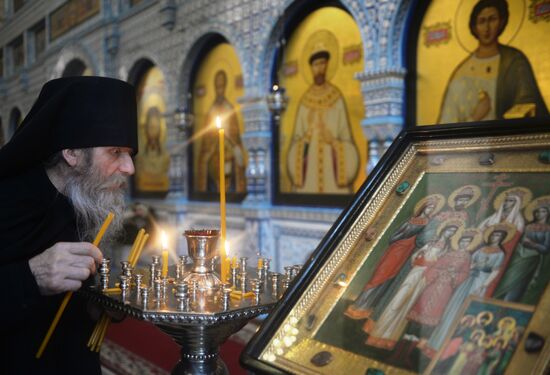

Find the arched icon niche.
[
  {"left": 276, "top": 5, "right": 366, "bottom": 201},
  {"left": 190, "top": 41, "right": 247, "bottom": 202},
  {"left": 131, "top": 61, "right": 170, "bottom": 196}
]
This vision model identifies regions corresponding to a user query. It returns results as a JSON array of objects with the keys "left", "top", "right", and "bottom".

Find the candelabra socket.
[
  {"left": 161, "top": 277, "right": 168, "bottom": 297},
  {"left": 282, "top": 277, "right": 290, "bottom": 293},
  {"left": 270, "top": 272, "right": 281, "bottom": 299},
  {"left": 231, "top": 266, "right": 239, "bottom": 288},
  {"left": 284, "top": 266, "right": 293, "bottom": 280},
  {"left": 150, "top": 263, "right": 158, "bottom": 283},
  {"left": 119, "top": 275, "right": 130, "bottom": 292},
  {"left": 257, "top": 267, "right": 264, "bottom": 281},
  {"left": 262, "top": 259, "right": 271, "bottom": 283},
  {"left": 134, "top": 273, "right": 143, "bottom": 290},
  {"left": 99, "top": 258, "right": 111, "bottom": 290},
  {"left": 240, "top": 272, "right": 248, "bottom": 294},
  {"left": 251, "top": 279, "right": 261, "bottom": 305},
  {"left": 291, "top": 265, "right": 302, "bottom": 279},
  {"left": 175, "top": 281, "right": 189, "bottom": 311},
  {"left": 176, "top": 255, "right": 189, "bottom": 280},
  {"left": 139, "top": 286, "right": 149, "bottom": 306},
  {"left": 154, "top": 278, "right": 162, "bottom": 299},
  {"left": 175, "top": 281, "right": 189, "bottom": 299},
  {"left": 239, "top": 257, "right": 248, "bottom": 271},
  {"left": 120, "top": 260, "right": 131, "bottom": 277},
  {"left": 222, "top": 287, "right": 232, "bottom": 311},
  {"left": 152, "top": 255, "right": 161, "bottom": 265}
]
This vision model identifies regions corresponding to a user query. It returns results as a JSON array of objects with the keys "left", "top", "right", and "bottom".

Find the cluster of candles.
[{"left": 96, "top": 253, "right": 303, "bottom": 310}]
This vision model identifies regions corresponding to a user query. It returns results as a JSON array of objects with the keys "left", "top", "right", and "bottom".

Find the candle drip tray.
[{"left": 183, "top": 272, "right": 222, "bottom": 292}]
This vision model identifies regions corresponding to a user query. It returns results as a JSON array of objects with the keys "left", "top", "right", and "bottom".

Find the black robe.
[{"left": 0, "top": 165, "right": 100, "bottom": 374}]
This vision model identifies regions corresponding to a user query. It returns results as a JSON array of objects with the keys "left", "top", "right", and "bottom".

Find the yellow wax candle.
[
  {"left": 94, "top": 316, "right": 110, "bottom": 352},
  {"left": 161, "top": 230, "right": 169, "bottom": 277},
  {"left": 217, "top": 116, "right": 228, "bottom": 282},
  {"left": 103, "top": 287, "right": 122, "bottom": 294},
  {"left": 88, "top": 313, "right": 108, "bottom": 348},
  {"left": 258, "top": 257, "right": 263, "bottom": 269},
  {"left": 231, "top": 256, "right": 237, "bottom": 268},
  {"left": 131, "top": 233, "right": 149, "bottom": 268},
  {"left": 128, "top": 228, "right": 145, "bottom": 263},
  {"left": 162, "top": 250, "right": 168, "bottom": 277},
  {"left": 223, "top": 240, "right": 230, "bottom": 283},
  {"left": 93, "top": 212, "right": 114, "bottom": 246},
  {"left": 225, "top": 258, "right": 231, "bottom": 277}
]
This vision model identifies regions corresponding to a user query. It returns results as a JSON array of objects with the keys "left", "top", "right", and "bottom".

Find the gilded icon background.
[
  {"left": 135, "top": 66, "right": 170, "bottom": 194},
  {"left": 279, "top": 7, "right": 366, "bottom": 194},
  {"left": 192, "top": 43, "right": 247, "bottom": 196},
  {"left": 417, "top": 0, "right": 550, "bottom": 125}
]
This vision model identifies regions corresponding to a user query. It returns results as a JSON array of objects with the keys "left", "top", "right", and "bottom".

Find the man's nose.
[{"left": 119, "top": 153, "right": 135, "bottom": 175}]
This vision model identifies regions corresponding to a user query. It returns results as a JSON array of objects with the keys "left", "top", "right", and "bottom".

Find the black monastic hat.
[{"left": 0, "top": 76, "right": 138, "bottom": 178}]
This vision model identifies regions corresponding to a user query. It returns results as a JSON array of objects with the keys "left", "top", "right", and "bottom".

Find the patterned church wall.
[{"left": 0, "top": 0, "right": 415, "bottom": 270}]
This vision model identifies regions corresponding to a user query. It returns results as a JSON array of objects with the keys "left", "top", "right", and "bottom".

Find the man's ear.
[{"left": 61, "top": 149, "right": 80, "bottom": 167}]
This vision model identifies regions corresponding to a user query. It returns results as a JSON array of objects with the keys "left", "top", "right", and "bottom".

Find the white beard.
[{"left": 63, "top": 162, "right": 127, "bottom": 243}]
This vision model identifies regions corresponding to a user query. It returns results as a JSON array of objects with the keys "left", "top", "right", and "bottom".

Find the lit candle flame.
[
  {"left": 215, "top": 116, "right": 221, "bottom": 129},
  {"left": 161, "top": 230, "right": 168, "bottom": 251},
  {"left": 225, "top": 240, "right": 230, "bottom": 257},
  {"left": 272, "top": 84, "right": 279, "bottom": 91}
]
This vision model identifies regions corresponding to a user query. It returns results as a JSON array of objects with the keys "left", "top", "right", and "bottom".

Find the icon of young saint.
[
  {"left": 344, "top": 194, "right": 445, "bottom": 320},
  {"left": 493, "top": 196, "right": 550, "bottom": 304},
  {"left": 422, "top": 224, "right": 514, "bottom": 356},
  {"left": 407, "top": 228, "right": 483, "bottom": 340},
  {"left": 478, "top": 187, "right": 532, "bottom": 295},
  {"left": 378, "top": 228, "right": 482, "bottom": 370},
  {"left": 197, "top": 70, "right": 246, "bottom": 193},
  {"left": 364, "top": 219, "right": 464, "bottom": 350},
  {"left": 287, "top": 41, "right": 359, "bottom": 194},
  {"left": 438, "top": 0, "right": 548, "bottom": 124},
  {"left": 416, "top": 185, "right": 481, "bottom": 248}
]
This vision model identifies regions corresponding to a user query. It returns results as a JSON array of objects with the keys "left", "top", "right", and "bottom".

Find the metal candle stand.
[{"left": 83, "top": 229, "right": 298, "bottom": 375}]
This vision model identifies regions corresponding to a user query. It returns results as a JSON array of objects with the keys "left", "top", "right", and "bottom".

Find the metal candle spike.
[
  {"left": 230, "top": 263, "right": 239, "bottom": 288},
  {"left": 239, "top": 257, "right": 248, "bottom": 271},
  {"left": 257, "top": 257, "right": 264, "bottom": 280},
  {"left": 98, "top": 258, "right": 111, "bottom": 290},
  {"left": 252, "top": 279, "right": 261, "bottom": 305},
  {"left": 222, "top": 287, "right": 232, "bottom": 311},
  {"left": 175, "top": 280, "right": 189, "bottom": 311},
  {"left": 150, "top": 263, "right": 157, "bottom": 283},
  {"left": 134, "top": 273, "right": 143, "bottom": 290},
  {"left": 270, "top": 272, "right": 280, "bottom": 299},
  {"left": 262, "top": 258, "right": 270, "bottom": 283},
  {"left": 176, "top": 255, "right": 188, "bottom": 280}
]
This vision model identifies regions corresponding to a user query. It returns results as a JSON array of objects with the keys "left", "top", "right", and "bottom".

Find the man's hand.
[{"left": 28, "top": 242, "right": 103, "bottom": 295}]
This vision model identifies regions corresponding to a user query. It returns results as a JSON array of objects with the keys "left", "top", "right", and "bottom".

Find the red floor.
[{"left": 105, "top": 318, "right": 247, "bottom": 374}]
